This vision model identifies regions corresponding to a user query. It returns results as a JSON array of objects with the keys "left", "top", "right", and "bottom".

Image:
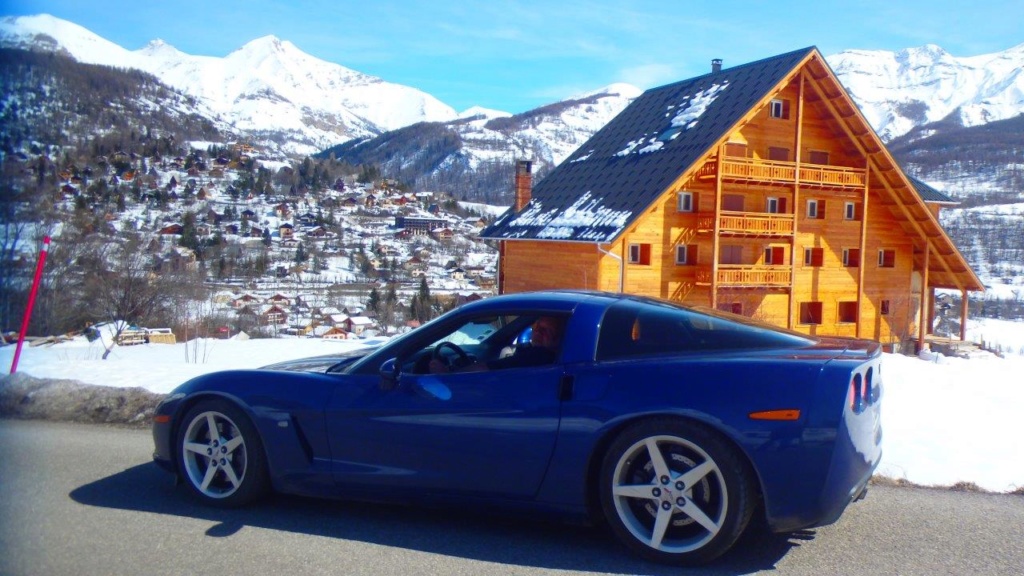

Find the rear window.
[{"left": 596, "top": 300, "right": 813, "bottom": 361}]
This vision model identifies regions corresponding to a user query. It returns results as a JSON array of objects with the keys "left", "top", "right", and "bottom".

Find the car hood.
[{"left": 260, "top": 347, "right": 378, "bottom": 373}]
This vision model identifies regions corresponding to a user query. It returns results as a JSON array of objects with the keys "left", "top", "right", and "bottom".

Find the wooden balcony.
[
  {"left": 696, "top": 157, "right": 866, "bottom": 189},
  {"left": 696, "top": 265, "right": 792, "bottom": 287},
  {"left": 697, "top": 211, "right": 794, "bottom": 236}
]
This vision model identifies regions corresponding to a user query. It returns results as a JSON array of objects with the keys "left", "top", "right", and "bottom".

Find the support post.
[{"left": 10, "top": 236, "right": 51, "bottom": 374}]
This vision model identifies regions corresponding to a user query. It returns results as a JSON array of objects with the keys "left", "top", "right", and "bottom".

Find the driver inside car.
[{"left": 429, "top": 315, "right": 565, "bottom": 373}]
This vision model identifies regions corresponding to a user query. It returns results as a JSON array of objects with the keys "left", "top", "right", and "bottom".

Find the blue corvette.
[{"left": 152, "top": 290, "right": 882, "bottom": 565}]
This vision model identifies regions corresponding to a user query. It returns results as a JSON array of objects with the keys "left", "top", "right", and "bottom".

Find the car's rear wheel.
[
  {"left": 599, "top": 418, "right": 757, "bottom": 565},
  {"left": 177, "top": 399, "right": 269, "bottom": 507}
]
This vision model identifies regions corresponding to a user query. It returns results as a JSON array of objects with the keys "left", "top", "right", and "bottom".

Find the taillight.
[{"left": 850, "top": 373, "right": 863, "bottom": 412}]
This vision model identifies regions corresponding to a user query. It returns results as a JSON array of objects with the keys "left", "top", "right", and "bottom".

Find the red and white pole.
[{"left": 9, "top": 236, "right": 51, "bottom": 374}]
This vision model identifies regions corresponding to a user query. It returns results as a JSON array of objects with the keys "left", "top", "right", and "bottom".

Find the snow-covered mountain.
[
  {"left": 0, "top": 14, "right": 458, "bottom": 155},
  {"left": 319, "top": 83, "right": 640, "bottom": 203},
  {"left": 828, "top": 43, "right": 1024, "bottom": 141},
  {"left": 6, "top": 13, "right": 1023, "bottom": 156},
  {"left": 447, "top": 82, "right": 642, "bottom": 171}
]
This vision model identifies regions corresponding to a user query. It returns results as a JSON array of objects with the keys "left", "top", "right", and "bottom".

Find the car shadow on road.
[{"left": 70, "top": 463, "right": 813, "bottom": 575}]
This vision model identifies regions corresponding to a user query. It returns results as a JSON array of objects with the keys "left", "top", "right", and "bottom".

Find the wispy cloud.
[{"left": 616, "top": 63, "right": 680, "bottom": 90}]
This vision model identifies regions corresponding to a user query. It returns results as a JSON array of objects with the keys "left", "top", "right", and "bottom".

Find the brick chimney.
[
  {"left": 712, "top": 58, "right": 722, "bottom": 73},
  {"left": 514, "top": 160, "right": 532, "bottom": 211}
]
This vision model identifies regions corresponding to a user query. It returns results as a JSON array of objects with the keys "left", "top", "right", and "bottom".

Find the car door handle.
[{"left": 558, "top": 374, "right": 574, "bottom": 401}]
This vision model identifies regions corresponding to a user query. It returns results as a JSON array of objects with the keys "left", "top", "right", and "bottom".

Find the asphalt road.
[{"left": 1, "top": 419, "right": 1022, "bottom": 576}]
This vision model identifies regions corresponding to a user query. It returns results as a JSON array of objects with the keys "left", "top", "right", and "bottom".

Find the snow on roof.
[
  {"left": 614, "top": 82, "right": 729, "bottom": 158},
  {"left": 509, "top": 193, "right": 633, "bottom": 241}
]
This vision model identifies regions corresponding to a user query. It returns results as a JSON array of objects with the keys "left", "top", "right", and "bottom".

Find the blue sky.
[{"left": 5, "top": 1, "right": 1023, "bottom": 114}]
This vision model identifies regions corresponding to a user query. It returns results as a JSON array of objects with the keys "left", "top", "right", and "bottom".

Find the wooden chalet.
[{"left": 481, "top": 48, "right": 983, "bottom": 349}]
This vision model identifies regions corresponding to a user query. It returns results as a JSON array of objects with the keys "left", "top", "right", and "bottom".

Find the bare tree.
[{"left": 82, "top": 233, "right": 170, "bottom": 359}]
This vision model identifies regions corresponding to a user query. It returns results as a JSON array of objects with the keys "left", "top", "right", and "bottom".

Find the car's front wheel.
[
  {"left": 177, "top": 399, "right": 269, "bottom": 507},
  {"left": 599, "top": 418, "right": 757, "bottom": 565}
]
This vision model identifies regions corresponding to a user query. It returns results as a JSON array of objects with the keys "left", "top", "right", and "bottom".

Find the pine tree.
[{"left": 367, "top": 287, "right": 380, "bottom": 314}]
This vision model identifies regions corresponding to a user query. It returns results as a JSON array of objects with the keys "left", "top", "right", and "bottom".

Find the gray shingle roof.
[
  {"left": 481, "top": 47, "right": 816, "bottom": 243},
  {"left": 907, "top": 175, "right": 957, "bottom": 204}
]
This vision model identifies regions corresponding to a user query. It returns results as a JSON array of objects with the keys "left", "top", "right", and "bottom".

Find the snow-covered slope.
[
  {"left": 453, "top": 83, "right": 642, "bottom": 172},
  {"left": 828, "top": 43, "right": 1024, "bottom": 141},
  {"left": 0, "top": 14, "right": 458, "bottom": 155}
]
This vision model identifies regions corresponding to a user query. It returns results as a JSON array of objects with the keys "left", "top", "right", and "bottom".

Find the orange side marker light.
[{"left": 748, "top": 409, "right": 801, "bottom": 421}]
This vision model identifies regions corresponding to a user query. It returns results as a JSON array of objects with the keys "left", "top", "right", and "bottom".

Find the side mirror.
[{"left": 379, "top": 358, "right": 401, "bottom": 391}]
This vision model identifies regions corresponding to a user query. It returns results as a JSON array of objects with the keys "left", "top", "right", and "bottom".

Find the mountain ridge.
[
  {"left": 5, "top": 13, "right": 1024, "bottom": 154},
  {"left": 0, "top": 14, "right": 458, "bottom": 155},
  {"left": 2, "top": 13, "right": 1023, "bottom": 205}
]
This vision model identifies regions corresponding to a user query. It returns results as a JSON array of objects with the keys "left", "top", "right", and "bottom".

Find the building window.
[
  {"left": 806, "top": 199, "right": 825, "bottom": 219},
  {"left": 844, "top": 202, "right": 862, "bottom": 221},
  {"left": 720, "top": 245, "right": 743, "bottom": 264},
  {"left": 804, "top": 247, "right": 823, "bottom": 267},
  {"left": 842, "top": 248, "right": 861, "bottom": 268},
  {"left": 769, "top": 99, "right": 791, "bottom": 119},
  {"left": 808, "top": 150, "right": 830, "bottom": 165},
  {"left": 675, "top": 244, "right": 697, "bottom": 265},
  {"left": 800, "top": 302, "right": 823, "bottom": 325},
  {"left": 878, "top": 249, "right": 896, "bottom": 268},
  {"left": 722, "top": 194, "right": 744, "bottom": 211},
  {"left": 765, "top": 196, "right": 787, "bottom": 214},
  {"left": 677, "top": 191, "right": 695, "bottom": 213},
  {"left": 838, "top": 301, "right": 858, "bottom": 323},
  {"left": 880, "top": 300, "right": 891, "bottom": 315},
  {"left": 768, "top": 146, "right": 790, "bottom": 161},
  {"left": 628, "top": 243, "right": 651, "bottom": 265},
  {"left": 763, "top": 246, "right": 785, "bottom": 265}
]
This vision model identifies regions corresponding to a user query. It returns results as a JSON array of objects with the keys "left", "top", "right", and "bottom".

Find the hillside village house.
[{"left": 481, "top": 47, "right": 983, "bottom": 350}]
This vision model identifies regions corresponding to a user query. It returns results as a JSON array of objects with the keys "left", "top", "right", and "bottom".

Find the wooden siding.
[{"left": 501, "top": 241, "right": 604, "bottom": 293}]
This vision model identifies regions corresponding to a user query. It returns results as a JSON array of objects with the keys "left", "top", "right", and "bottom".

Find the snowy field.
[{"left": 3, "top": 318, "right": 1023, "bottom": 494}]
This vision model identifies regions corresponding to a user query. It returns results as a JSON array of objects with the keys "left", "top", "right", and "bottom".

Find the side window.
[
  {"left": 677, "top": 191, "right": 696, "bottom": 213},
  {"left": 628, "top": 243, "right": 651, "bottom": 265},
  {"left": 878, "top": 249, "right": 896, "bottom": 268},
  {"left": 804, "top": 247, "right": 823, "bottom": 267},
  {"left": 800, "top": 302, "right": 823, "bottom": 325},
  {"left": 596, "top": 300, "right": 806, "bottom": 361},
  {"left": 843, "top": 248, "right": 861, "bottom": 268},
  {"left": 432, "top": 316, "right": 510, "bottom": 346},
  {"left": 769, "top": 99, "right": 791, "bottom": 119},
  {"left": 417, "top": 313, "right": 569, "bottom": 374},
  {"left": 675, "top": 244, "right": 697, "bottom": 265},
  {"left": 807, "top": 199, "right": 825, "bottom": 219}
]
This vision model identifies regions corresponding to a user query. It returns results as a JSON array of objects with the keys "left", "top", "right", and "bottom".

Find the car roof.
[{"left": 454, "top": 289, "right": 622, "bottom": 313}]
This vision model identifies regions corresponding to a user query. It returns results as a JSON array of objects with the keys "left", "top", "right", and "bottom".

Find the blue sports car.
[{"left": 152, "top": 290, "right": 882, "bottom": 565}]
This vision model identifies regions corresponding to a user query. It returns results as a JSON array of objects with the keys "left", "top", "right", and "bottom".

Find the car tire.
[
  {"left": 177, "top": 399, "right": 270, "bottom": 507},
  {"left": 599, "top": 418, "right": 757, "bottom": 565}
]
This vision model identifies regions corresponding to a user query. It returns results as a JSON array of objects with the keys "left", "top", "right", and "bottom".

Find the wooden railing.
[
  {"left": 696, "top": 265, "right": 791, "bottom": 287},
  {"left": 697, "top": 211, "right": 794, "bottom": 236},
  {"left": 697, "top": 157, "right": 866, "bottom": 189},
  {"left": 797, "top": 163, "right": 866, "bottom": 188}
]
